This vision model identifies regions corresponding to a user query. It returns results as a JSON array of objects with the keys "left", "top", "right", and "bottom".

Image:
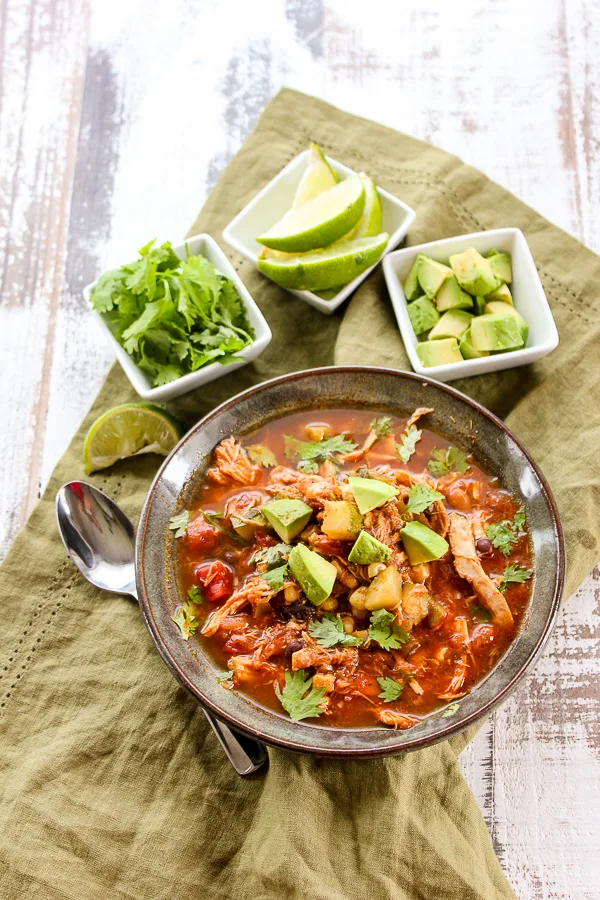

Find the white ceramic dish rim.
[
  {"left": 222, "top": 149, "right": 416, "bottom": 315},
  {"left": 84, "top": 233, "right": 272, "bottom": 402}
]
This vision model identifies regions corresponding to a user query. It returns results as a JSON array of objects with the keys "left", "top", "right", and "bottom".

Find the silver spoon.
[{"left": 56, "top": 480, "right": 268, "bottom": 777}]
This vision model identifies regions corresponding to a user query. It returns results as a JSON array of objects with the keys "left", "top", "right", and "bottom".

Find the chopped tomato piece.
[
  {"left": 195, "top": 560, "right": 234, "bottom": 603},
  {"left": 254, "top": 530, "right": 278, "bottom": 548},
  {"left": 185, "top": 515, "right": 221, "bottom": 553}
]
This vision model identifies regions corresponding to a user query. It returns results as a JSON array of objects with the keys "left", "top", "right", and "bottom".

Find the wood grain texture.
[{"left": 1, "top": 0, "right": 599, "bottom": 896}]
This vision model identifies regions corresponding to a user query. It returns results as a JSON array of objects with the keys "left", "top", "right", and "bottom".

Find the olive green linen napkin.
[{"left": 1, "top": 89, "right": 599, "bottom": 900}]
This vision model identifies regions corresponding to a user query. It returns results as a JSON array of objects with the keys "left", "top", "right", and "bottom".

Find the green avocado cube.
[
  {"left": 486, "top": 283, "right": 513, "bottom": 306},
  {"left": 473, "top": 295, "right": 488, "bottom": 315},
  {"left": 417, "top": 255, "right": 453, "bottom": 298},
  {"left": 459, "top": 327, "right": 490, "bottom": 359},
  {"left": 449, "top": 248, "right": 499, "bottom": 296},
  {"left": 288, "top": 544, "right": 337, "bottom": 606},
  {"left": 348, "top": 476, "right": 398, "bottom": 515},
  {"left": 435, "top": 275, "right": 474, "bottom": 311},
  {"left": 485, "top": 301, "right": 529, "bottom": 343},
  {"left": 485, "top": 249, "right": 500, "bottom": 258},
  {"left": 407, "top": 296, "right": 440, "bottom": 335},
  {"left": 403, "top": 255, "right": 425, "bottom": 301},
  {"left": 348, "top": 530, "right": 392, "bottom": 565},
  {"left": 261, "top": 499, "right": 312, "bottom": 542},
  {"left": 471, "top": 314, "right": 524, "bottom": 352},
  {"left": 416, "top": 338, "right": 463, "bottom": 368},
  {"left": 400, "top": 521, "right": 449, "bottom": 565},
  {"left": 488, "top": 252, "right": 512, "bottom": 284},
  {"left": 429, "top": 309, "right": 473, "bottom": 341}
]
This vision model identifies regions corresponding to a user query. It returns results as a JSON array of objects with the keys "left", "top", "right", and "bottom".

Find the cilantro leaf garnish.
[
  {"left": 367, "top": 609, "right": 410, "bottom": 650},
  {"left": 470, "top": 604, "right": 493, "bottom": 622},
  {"left": 405, "top": 484, "right": 444, "bottom": 515},
  {"left": 376, "top": 676, "right": 404, "bottom": 702},
  {"left": 371, "top": 416, "right": 393, "bottom": 438},
  {"left": 168, "top": 510, "right": 189, "bottom": 538},
  {"left": 441, "top": 702, "right": 460, "bottom": 718},
  {"left": 308, "top": 613, "right": 363, "bottom": 648},
  {"left": 246, "top": 444, "right": 277, "bottom": 468},
  {"left": 427, "top": 446, "right": 470, "bottom": 477},
  {"left": 486, "top": 508, "right": 527, "bottom": 556},
  {"left": 89, "top": 240, "right": 254, "bottom": 387},
  {"left": 499, "top": 563, "right": 533, "bottom": 593},
  {"left": 217, "top": 671, "right": 234, "bottom": 684},
  {"left": 274, "top": 669, "right": 327, "bottom": 722},
  {"left": 260, "top": 564, "right": 289, "bottom": 592},
  {"left": 171, "top": 602, "right": 199, "bottom": 640},
  {"left": 396, "top": 425, "right": 422, "bottom": 463},
  {"left": 187, "top": 585, "right": 204, "bottom": 604},
  {"left": 252, "top": 542, "right": 292, "bottom": 568},
  {"left": 203, "top": 511, "right": 249, "bottom": 546},
  {"left": 284, "top": 433, "right": 357, "bottom": 473}
]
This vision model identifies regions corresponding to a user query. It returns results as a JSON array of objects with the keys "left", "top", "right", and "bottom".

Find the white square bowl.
[
  {"left": 383, "top": 228, "right": 559, "bottom": 383},
  {"left": 84, "top": 233, "right": 272, "bottom": 402},
  {"left": 222, "top": 150, "right": 416, "bottom": 316}
]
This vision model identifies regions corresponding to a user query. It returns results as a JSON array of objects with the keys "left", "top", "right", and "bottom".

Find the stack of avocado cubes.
[{"left": 403, "top": 247, "right": 529, "bottom": 367}]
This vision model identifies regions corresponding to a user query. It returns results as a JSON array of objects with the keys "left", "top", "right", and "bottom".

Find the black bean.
[
  {"left": 281, "top": 602, "right": 314, "bottom": 621},
  {"left": 476, "top": 537, "right": 493, "bottom": 555},
  {"left": 284, "top": 640, "right": 304, "bottom": 659}
]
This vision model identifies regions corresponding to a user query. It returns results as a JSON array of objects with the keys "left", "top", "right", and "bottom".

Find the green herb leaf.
[
  {"left": 499, "top": 563, "right": 533, "bottom": 593},
  {"left": 376, "top": 676, "right": 404, "bottom": 702},
  {"left": 168, "top": 510, "right": 189, "bottom": 538},
  {"left": 405, "top": 484, "right": 444, "bottom": 515},
  {"left": 171, "top": 602, "right": 199, "bottom": 640},
  {"left": 513, "top": 509, "right": 526, "bottom": 531},
  {"left": 252, "top": 543, "right": 293, "bottom": 568},
  {"left": 284, "top": 433, "right": 357, "bottom": 472},
  {"left": 470, "top": 604, "right": 493, "bottom": 622},
  {"left": 203, "top": 511, "right": 249, "bottom": 546},
  {"left": 217, "top": 671, "right": 234, "bottom": 684},
  {"left": 427, "top": 446, "right": 470, "bottom": 478},
  {"left": 396, "top": 425, "right": 422, "bottom": 463},
  {"left": 371, "top": 416, "right": 393, "bottom": 438},
  {"left": 485, "top": 521, "right": 517, "bottom": 555},
  {"left": 308, "top": 613, "right": 363, "bottom": 648},
  {"left": 274, "top": 669, "right": 327, "bottom": 722},
  {"left": 246, "top": 444, "right": 277, "bottom": 468},
  {"left": 260, "top": 564, "right": 289, "bottom": 592},
  {"left": 441, "top": 702, "right": 460, "bottom": 718},
  {"left": 367, "top": 609, "right": 410, "bottom": 650},
  {"left": 187, "top": 585, "right": 204, "bottom": 605}
]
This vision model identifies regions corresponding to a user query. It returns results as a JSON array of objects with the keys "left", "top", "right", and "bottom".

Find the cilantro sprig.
[
  {"left": 246, "top": 444, "right": 277, "bottom": 468},
  {"left": 396, "top": 425, "right": 421, "bottom": 463},
  {"left": 376, "top": 676, "right": 404, "bottom": 702},
  {"left": 252, "top": 543, "right": 292, "bottom": 567},
  {"left": 171, "top": 602, "right": 199, "bottom": 640},
  {"left": 499, "top": 563, "right": 533, "bottom": 593},
  {"left": 486, "top": 509, "right": 527, "bottom": 556},
  {"left": 261, "top": 565, "right": 289, "bottom": 592},
  {"left": 168, "top": 510, "right": 189, "bottom": 538},
  {"left": 405, "top": 484, "right": 444, "bottom": 516},
  {"left": 275, "top": 669, "right": 327, "bottom": 721},
  {"left": 371, "top": 416, "right": 393, "bottom": 438},
  {"left": 308, "top": 613, "right": 363, "bottom": 648},
  {"left": 284, "top": 433, "right": 357, "bottom": 474},
  {"left": 427, "top": 446, "right": 470, "bottom": 477},
  {"left": 367, "top": 609, "right": 410, "bottom": 650}
]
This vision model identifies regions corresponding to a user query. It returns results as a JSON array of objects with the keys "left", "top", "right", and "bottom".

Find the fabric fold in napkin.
[{"left": 1, "top": 88, "right": 599, "bottom": 900}]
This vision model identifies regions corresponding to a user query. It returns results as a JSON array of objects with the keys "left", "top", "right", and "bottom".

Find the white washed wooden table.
[{"left": 1, "top": 1, "right": 599, "bottom": 896}]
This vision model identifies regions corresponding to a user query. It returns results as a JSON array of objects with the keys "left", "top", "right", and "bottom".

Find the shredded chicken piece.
[
  {"left": 224, "top": 490, "right": 264, "bottom": 521},
  {"left": 378, "top": 709, "right": 419, "bottom": 729},
  {"left": 208, "top": 438, "right": 261, "bottom": 486},
  {"left": 312, "top": 672, "right": 336, "bottom": 693},
  {"left": 364, "top": 500, "right": 404, "bottom": 547},
  {"left": 339, "top": 429, "right": 378, "bottom": 463},
  {"left": 256, "top": 623, "right": 303, "bottom": 659},
  {"left": 401, "top": 584, "right": 430, "bottom": 626},
  {"left": 448, "top": 514, "right": 513, "bottom": 626},
  {"left": 437, "top": 653, "right": 469, "bottom": 699},
  {"left": 405, "top": 407, "right": 434, "bottom": 431},
  {"left": 202, "top": 577, "right": 274, "bottom": 637},
  {"left": 266, "top": 466, "right": 341, "bottom": 506},
  {"left": 230, "top": 654, "right": 279, "bottom": 684},
  {"left": 291, "top": 643, "right": 359, "bottom": 672}
]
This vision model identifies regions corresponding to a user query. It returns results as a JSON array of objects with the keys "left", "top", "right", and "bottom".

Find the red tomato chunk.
[
  {"left": 195, "top": 561, "right": 234, "bottom": 603},
  {"left": 185, "top": 515, "right": 221, "bottom": 553}
]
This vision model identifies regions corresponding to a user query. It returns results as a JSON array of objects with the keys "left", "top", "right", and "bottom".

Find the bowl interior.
[{"left": 136, "top": 367, "right": 564, "bottom": 756}]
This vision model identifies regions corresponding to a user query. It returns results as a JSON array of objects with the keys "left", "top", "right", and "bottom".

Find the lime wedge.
[
  {"left": 292, "top": 144, "right": 338, "bottom": 209},
  {"left": 355, "top": 174, "right": 382, "bottom": 238},
  {"left": 257, "top": 175, "right": 365, "bottom": 252},
  {"left": 257, "top": 233, "right": 389, "bottom": 292},
  {"left": 83, "top": 402, "right": 183, "bottom": 474}
]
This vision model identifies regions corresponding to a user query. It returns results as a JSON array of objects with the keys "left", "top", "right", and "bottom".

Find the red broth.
[{"left": 176, "top": 409, "right": 533, "bottom": 729}]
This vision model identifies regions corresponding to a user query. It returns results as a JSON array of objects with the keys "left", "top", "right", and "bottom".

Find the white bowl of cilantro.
[{"left": 85, "top": 234, "right": 272, "bottom": 401}]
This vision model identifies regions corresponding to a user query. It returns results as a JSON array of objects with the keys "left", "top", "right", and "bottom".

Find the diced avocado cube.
[
  {"left": 435, "top": 275, "right": 473, "bottom": 311},
  {"left": 288, "top": 544, "right": 336, "bottom": 606},
  {"left": 261, "top": 499, "right": 312, "bottom": 542},
  {"left": 400, "top": 521, "right": 449, "bottom": 566},
  {"left": 348, "top": 530, "right": 392, "bottom": 565},
  {"left": 230, "top": 510, "right": 267, "bottom": 541},
  {"left": 473, "top": 295, "right": 488, "bottom": 315},
  {"left": 484, "top": 301, "right": 529, "bottom": 343},
  {"left": 459, "top": 327, "right": 490, "bottom": 359},
  {"left": 364, "top": 565, "right": 403, "bottom": 611},
  {"left": 348, "top": 476, "right": 398, "bottom": 515},
  {"left": 407, "top": 296, "right": 440, "bottom": 335},
  {"left": 429, "top": 309, "right": 473, "bottom": 341},
  {"left": 416, "top": 338, "right": 463, "bottom": 368},
  {"left": 417, "top": 255, "right": 453, "bottom": 299},
  {"left": 488, "top": 252, "right": 512, "bottom": 284},
  {"left": 485, "top": 249, "right": 500, "bottom": 258},
  {"left": 471, "top": 314, "right": 524, "bottom": 352},
  {"left": 485, "top": 283, "right": 513, "bottom": 305},
  {"left": 449, "top": 247, "right": 499, "bottom": 296},
  {"left": 321, "top": 501, "right": 363, "bottom": 541},
  {"left": 403, "top": 255, "right": 425, "bottom": 301}
]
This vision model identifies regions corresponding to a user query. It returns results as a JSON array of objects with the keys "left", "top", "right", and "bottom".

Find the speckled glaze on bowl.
[{"left": 136, "top": 367, "right": 565, "bottom": 757}]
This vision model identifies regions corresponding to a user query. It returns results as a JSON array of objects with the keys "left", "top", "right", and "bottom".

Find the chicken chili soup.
[{"left": 173, "top": 408, "right": 533, "bottom": 729}]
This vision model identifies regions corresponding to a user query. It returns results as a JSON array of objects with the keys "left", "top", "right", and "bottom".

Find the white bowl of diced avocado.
[{"left": 383, "top": 228, "right": 559, "bottom": 382}]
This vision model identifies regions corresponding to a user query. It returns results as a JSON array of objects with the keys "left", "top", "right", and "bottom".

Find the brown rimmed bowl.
[{"left": 136, "top": 366, "right": 565, "bottom": 757}]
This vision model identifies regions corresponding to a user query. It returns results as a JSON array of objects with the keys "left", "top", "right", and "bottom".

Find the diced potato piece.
[
  {"left": 364, "top": 565, "right": 403, "bottom": 611},
  {"left": 321, "top": 501, "right": 363, "bottom": 541},
  {"left": 305, "top": 423, "right": 331, "bottom": 442}
]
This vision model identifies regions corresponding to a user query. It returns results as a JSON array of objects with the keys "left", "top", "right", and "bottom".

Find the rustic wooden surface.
[{"left": 1, "top": 0, "right": 599, "bottom": 896}]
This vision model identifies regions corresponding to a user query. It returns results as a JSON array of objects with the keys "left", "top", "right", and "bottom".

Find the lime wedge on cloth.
[
  {"left": 257, "top": 233, "right": 389, "bottom": 291},
  {"left": 257, "top": 174, "right": 365, "bottom": 252},
  {"left": 83, "top": 402, "right": 183, "bottom": 474},
  {"left": 292, "top": 143, "right": 338, "bottom": 209}
]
